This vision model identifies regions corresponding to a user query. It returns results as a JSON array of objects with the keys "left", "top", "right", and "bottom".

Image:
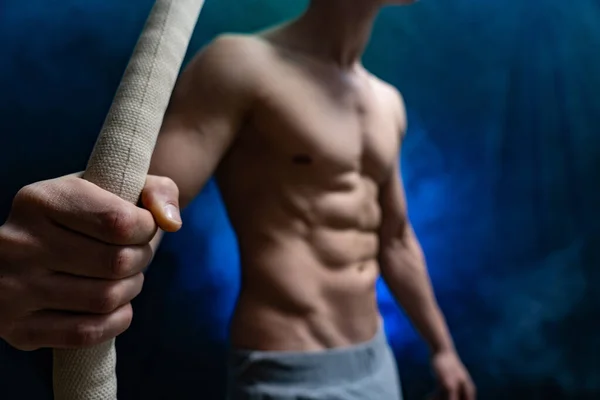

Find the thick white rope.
[{"left": 52, "top": 1, "right": 206, "bottom": 398}]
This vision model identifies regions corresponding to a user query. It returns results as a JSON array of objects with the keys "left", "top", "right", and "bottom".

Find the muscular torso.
[{"left": 214, "top": 35, "right": 402, "bottom": 351}]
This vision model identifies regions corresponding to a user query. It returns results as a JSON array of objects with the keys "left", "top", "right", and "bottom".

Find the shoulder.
[
  {"left": 184, "top": 34, "right": 271, "bottom": 94},
  {"left": 367, "top": 73, "right": 407, "bottom": 136},
  {"left": 208, "top": 33, "right": 294, "bottom": 80},
  {"left": 198, "top": 34, "right": 268, "bottom": 64}
]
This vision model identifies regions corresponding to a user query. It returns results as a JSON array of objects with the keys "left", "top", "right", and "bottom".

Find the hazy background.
[{"left": 1, "top": 1, "right": 599, "bottom": 399}]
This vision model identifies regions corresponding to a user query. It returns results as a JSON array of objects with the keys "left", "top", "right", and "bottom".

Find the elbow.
[
  {"left": 378, "top": 229, "right": 424, "bottom": 272},
  {"left": 378, "top": 236, "right": 405, "bottom": 269}
]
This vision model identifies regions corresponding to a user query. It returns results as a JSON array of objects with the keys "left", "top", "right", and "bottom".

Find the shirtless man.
[{"left": 0, "top": 0, "right": 474, "bottom": 399}]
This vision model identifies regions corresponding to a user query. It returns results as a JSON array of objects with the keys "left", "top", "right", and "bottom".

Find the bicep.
[{"left": 378, "top": 86, "right": 410, "bottom": 241}]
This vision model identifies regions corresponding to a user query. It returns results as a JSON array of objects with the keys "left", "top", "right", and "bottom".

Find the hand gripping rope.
[{"left": 52, "top": 1, "right": 206, "bottom": 398}]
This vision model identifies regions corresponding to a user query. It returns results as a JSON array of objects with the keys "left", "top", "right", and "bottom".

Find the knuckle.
[
  {"left": 6, "top": 326, "right": 40, "bottom": 352},
  {"left": 12, "top": 178, "right": 77, "bottom": 217},
  {"left": 108, "top": 247, "right": 136, "bottom": 278},
  {"left": 143, "top": 176, "right": 179, "bottom": 205},
  {"left": 0, "top": 223, "right": 41, "bottom": 268},
  {"left": 101, "top": 206, "right": 136, "bottom": 242},
  {"left": 153, "top": 176, "right": 178, "bottom": 193},
  {"left": 91, "top": 284, "right": 121, "bottom": 314},
  {"left": 13, "top": 184, "right": 43, "bottom": 209},
  {"left": 69, "top": 322, "right": 103, "bottom": 348}
]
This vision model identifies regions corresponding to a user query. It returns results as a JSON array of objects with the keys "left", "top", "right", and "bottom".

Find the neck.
[{"left": 290, "top": 0, "right": 382, "bottom": 69}]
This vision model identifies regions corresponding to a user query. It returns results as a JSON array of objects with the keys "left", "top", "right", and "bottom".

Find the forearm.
[{"left": 380, "top": 229, "right": 455, "bottom": 354}]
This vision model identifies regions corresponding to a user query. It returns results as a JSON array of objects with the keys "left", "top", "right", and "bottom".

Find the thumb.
[{"left": 140, "top": 175, "right": 182, "bottom": 232}]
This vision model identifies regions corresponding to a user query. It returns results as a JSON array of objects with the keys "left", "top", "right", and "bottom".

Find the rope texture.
[{"left": 52, "top": 1, "right": 205, "bottom": 398}]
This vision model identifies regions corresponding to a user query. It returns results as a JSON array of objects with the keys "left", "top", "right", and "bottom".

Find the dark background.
[{"left": 1, "top": 1, "right": 599, "bottom": 399}]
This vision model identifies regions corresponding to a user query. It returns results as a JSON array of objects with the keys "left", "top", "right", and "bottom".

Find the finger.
[
  {"left": 34, "top": 272, "right": 144, "bottom": 314},
  {"left": 35, "top": 175, "right": 157, "bottom": 245},
  {"left": 7, "top": 304, "right": 133, "bottom": 350},
  {"left": 43, "top": 226, "right": 153, "bottom": 279},
  {"left": 463, "top": 381, "right": 477, "bottom": 400},
  {"left": 140, "top": 175, "right": 182, "bottom": 232}
]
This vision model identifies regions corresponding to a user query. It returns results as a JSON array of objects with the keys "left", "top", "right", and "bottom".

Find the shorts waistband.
[{"left": 228, "top": 326, "right": 390, "bottom": 387}]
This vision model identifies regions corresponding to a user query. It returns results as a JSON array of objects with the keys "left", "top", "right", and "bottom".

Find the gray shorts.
[{"left": 227, "top": 327, "right": 403, "bottom": 400}]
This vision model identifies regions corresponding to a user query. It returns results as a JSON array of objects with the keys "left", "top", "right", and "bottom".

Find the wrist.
[
  {"left": 427, "top": 316, "right": 456, "bottom": 355},
  {"left": 429, "top": 340, "right": 456, "bottom": 356},
  {"left": 425, "top": 308, "right": 456, "bottom": 355}
]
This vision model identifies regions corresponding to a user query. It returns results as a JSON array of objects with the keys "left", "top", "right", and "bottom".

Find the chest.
[{"left": 252, "top": 66, "right": 400, "bottom": 183}]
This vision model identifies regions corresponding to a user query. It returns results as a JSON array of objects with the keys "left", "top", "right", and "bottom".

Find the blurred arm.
[
  {"left": 149, "top": 35, "right": 258, "bottom": 208},
  {"left": 378, "top": 93, "right": 455, "bottom": 354},
  {"left": 378, "top": 158, "right": 455, "bottom": 354}
]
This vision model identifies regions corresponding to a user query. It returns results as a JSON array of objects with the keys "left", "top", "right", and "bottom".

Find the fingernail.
[{"left": 164, "top": 204, "right": 181, "bottom": 224}]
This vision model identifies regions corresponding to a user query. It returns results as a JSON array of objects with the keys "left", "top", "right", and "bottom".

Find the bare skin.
[
  {"left": 0, "top": 174, "right": 180, "bottom": 349},
  {"left": 151, "top": 0, "right": 475, "bottom": 398},
  {"left": 0, "top": 0, "right": 474, "bottom": 399}
]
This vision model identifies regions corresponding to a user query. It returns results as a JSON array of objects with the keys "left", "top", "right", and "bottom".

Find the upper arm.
[
  {"left": 378, "top": 88, "right": 410, "bottom": 248},
  {"left": 149, "top": 35, "right": 259, "bottom": 208}
]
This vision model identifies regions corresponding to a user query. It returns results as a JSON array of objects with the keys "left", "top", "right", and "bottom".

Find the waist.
[
  {"left": 229, "top": 224, "right": 382, "bottom": 351},
  {"left": 227, "top": 321, "right": 392, "bottom": 387},
  {"left": 229, "top": 274, "right": 381, "bottom": 351}
]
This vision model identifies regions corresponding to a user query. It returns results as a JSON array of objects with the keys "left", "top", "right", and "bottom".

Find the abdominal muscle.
[{"left": 221, "top": 170, "right": 384, "bottom": 352}]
